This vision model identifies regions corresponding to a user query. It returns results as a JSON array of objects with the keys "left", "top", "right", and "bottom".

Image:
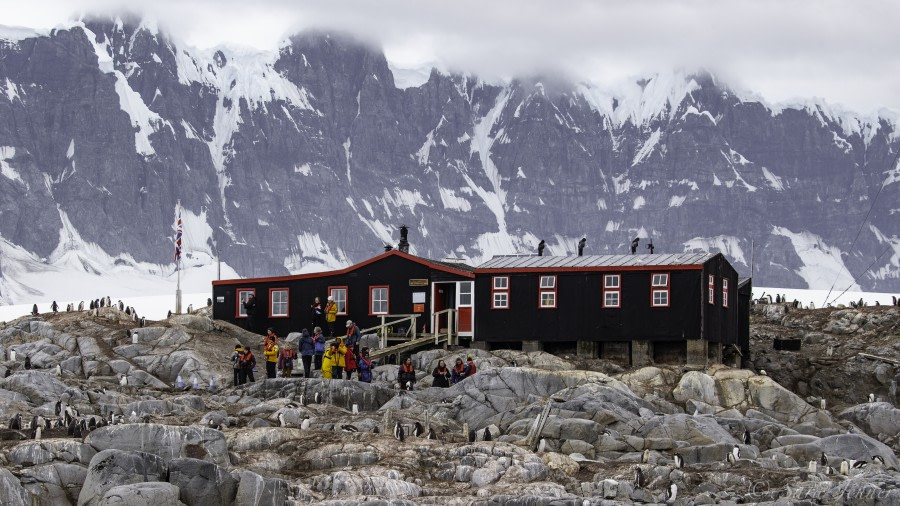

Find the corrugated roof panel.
[{"left": 476, "top": 253, "right": 715, "bottom": 269}]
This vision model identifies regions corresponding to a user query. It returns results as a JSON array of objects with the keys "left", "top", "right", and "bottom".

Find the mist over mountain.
[{"left": 0, "top": 16, "right": 898, "bottom": 304}]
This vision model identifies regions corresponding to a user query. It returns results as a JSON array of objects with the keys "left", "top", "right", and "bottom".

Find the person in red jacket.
[
  {"left": 279, "top": 343, "right": 297, "bottom": 378},
  {"left": 344, "top": 346, "right": 358, "bottom": 380},
  {"left": 465, "top": 355, "right": 477, "bottom": 377}
]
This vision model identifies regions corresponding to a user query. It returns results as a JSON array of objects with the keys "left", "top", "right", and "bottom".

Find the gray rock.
[
  {"left": 233, "top": 470, "right": 289, "bottom": 505},
  {"left": 839, "top": 402, "right": 900, "bottom": 437},
  {"left": 78, "top": 449, "right": 168, "bottom": 506},
  {"left": 9, "top": 440, "right": 97, "bottom": 466},
  {"left": 20, "top": 463, "right": 88, "bottom": 506},
  {"left": 0, "top": 468, "right": 31, "bottom": 506},
  {"left": 168, "top": 457, "right": 237, "bottom": 506},
  {"left": 97, "top": 482, "right": 182, "bottom": 506},
  {"left": 85, "top": 424, "right": 228, "bottom": 466}
]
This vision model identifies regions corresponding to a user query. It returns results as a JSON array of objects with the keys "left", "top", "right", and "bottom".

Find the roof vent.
[
  {"left": 577, "top": 237, "right": 586, "bottom": 257},
  {"left": 384, "top": 244, "right": 394, "bottom": 252},
  {"left": 537, "top": 239, "right": 545, "bottom": 256},
  {"left": 397, "top": 225, "right": 410, "bottom": 253}
]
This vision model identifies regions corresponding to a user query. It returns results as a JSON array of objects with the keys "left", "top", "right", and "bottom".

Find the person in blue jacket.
[
  {"left": 358, "top": 347, "right": 374, "bottom": 383},
  {"left": 299, "top": 328, "right": 315, "bottom": 378}
]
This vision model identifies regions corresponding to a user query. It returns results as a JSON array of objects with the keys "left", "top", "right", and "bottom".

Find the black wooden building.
[
  {"left": 212, "top": 250, "right": 475, "bottom": 337},
  {"left": 473, "top": 252, "right": 748, "bottom": 365}
]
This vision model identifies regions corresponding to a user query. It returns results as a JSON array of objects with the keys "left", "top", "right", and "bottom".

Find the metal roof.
[{"left": 476, "top": 253, "right": 716, "bottom": 270}]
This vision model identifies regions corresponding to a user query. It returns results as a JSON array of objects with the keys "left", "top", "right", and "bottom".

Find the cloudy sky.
[{"left": 2, "top": 0, "right": 899, "bottom": 114}]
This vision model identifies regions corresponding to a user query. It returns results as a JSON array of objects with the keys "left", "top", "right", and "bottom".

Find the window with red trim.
[
  {"left": 369, "top": 286, "right": 389, "bottom": 315},
  {"left": 708, "top": 274, "right": 715, "bottom": 304},
  {"left": 236, "top": 289, "right": 255, "bottom": 318},
  {"left": 722, "top": 278, "right": 729, "bottom": 308},
  {"left": 651, "top": 273, "right": 670, "bottom": 307},
  {"left": 492, "top": 276, "right": 509, "bottom": 309},
  {"left": 539, "top": 275, "right": 557, "bottom": 308},
  {"left": 269, "top": 288, "right": 289, "bottom": 317},
  {"left": 603, "top": 274, "right": 621, "bottom": 308},
  {"left": 328, "top": 286, "right": 348, "bottom": 315}
]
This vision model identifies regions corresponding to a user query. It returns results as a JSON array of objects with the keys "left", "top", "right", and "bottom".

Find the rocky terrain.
[{"left": 0, "top": 305, "right": 897, "bottom": 505}]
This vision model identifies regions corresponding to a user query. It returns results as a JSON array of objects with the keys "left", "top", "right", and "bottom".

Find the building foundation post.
[
  {"left": 576, "top": 341, "right": 599, "bottom": 359},
  {"left": 522, "top": 340, "right": 543, "bottom": 353},
  {"left": 686, "top": 339, "right": 708, "bottom": 367},
  {"left": 631, "top": 340, "right": 652, "bottom": 367}
]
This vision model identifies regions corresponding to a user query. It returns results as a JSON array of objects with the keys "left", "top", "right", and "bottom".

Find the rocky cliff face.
[{"left": 0, "top": 17, "right": 898, "bottom": 302}]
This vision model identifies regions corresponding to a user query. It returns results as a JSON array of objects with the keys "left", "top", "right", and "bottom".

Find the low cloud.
[{"left": 3, "top": 0, "right": 899, "bottom": 113}]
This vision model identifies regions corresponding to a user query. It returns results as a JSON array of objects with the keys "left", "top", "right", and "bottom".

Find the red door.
[{"left": 458, "top": 307, "right": 472, "bottom": 333}]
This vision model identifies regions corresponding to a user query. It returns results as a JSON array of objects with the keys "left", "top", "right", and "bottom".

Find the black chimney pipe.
[
  {"left": 537, "top": 239, "right": 545, "bottom": 256},
  {"left": 397, "top": 225, "right": 410, "bottom": 253},
  {"left": 384, "top": 244, "right": 394, "bottom": 252},
  {"left": 577, "top": 237, "right": 586, "bottom": 256}
]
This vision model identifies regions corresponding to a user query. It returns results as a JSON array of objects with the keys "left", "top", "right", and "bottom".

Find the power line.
[
  {"left": 826, "top": 244, "right": 894, "bottom": 306},
  {"left": 823, "top": 146, "right": 900, "bottom": 306}
]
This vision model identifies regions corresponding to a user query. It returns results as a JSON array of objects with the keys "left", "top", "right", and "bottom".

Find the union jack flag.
[{"left": 174, "top": 209, "right": 183, "bottom": 263}]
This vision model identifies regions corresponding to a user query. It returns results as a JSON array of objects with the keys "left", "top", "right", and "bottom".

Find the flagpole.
[{"left": 175, "top": 200, "right": 183, "bottom": 315}]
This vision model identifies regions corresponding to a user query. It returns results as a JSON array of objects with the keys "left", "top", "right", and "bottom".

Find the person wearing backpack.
[
  {"left": 279, "top": 342, "right": 296, "bottom": 378},
  {"left": 313, "top": 327, "right": 325, "bottom": 371},
  {"left": 239, "top": 346, "right": 256, "bottom": 384},
  {"left": 299, "top": 328, "right": 315, "bottom": 378},
  {"left": 358, "top": 348, "right": 374, "bottom": 383},
  {"left": 344, "top": 346, "right": 358, "bottom": 380}
]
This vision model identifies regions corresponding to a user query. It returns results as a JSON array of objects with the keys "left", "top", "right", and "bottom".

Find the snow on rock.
[
  {"left": 761, "top": 167, "right": 785, "bottom": 191},
  {"left": 772, "top": 226, "right": 859, "bottom": 291},
  {"left": 668, "top": 195, "right": 686, "bottom": 207},
  {"left": 282, "top": 232, "right": 350, "bottom": 274},
  {"left": 0, "top": 146, "right": 24, "bottom": 184},
  {"left": 683, "top": 235, "right": 748, "bottom": 267},
  {"left": 578, "top": 70, "right": 700, "bottom": 127},
  {"left": 294, "top": 163, "right": 312, "bottom": 176},
  {"left": 632, "top": 196, "right": 645, "bottom": 210},
  {"left": 3, "top": 78, "right": 20, "bottom": 102},
  {"left": 632, "top": 129, "right": 660, "bottom": 166},
  {"left": 439, "top": 188, "right": 472, "bottom": 212}
]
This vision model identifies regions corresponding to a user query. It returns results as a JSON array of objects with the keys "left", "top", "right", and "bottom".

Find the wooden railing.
[
  {"left": 360, "top": 314, "right": 419, "bottom": 349},
  {"left": 431, "top": 308, "right": 458, "bottom": 346}
]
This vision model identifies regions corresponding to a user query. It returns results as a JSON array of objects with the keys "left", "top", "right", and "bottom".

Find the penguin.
[
  {"left": 55, "top": 400, "right": 62, "bottom": 416},
  {"left": 468, "top": 429, "right": 476, "bottom": 443},
  {"left": 840, "top": 460, "right": 849, "bottom": 475},
  {"left": 394, "top": 423, "right": 404, "bottom": 441},
  {"left": 873, "top": 455, "right": 885, "bottom": 466},
  {"left": 825, "top": 466, "right": 835, "bottom": 475},
  {"left": 66, "top": 419, "right": 76, "bottom": 436},
  {"left": 142, "top": 414, "right": 151, "bottom": 423},
  {"left": 55, "top": 364, "right": 62, "bottom": 376},
  {"left": 118, "top": 301, "right": 124, "bottom": 311},
  {"left": 167, "top": 310, "right": 172, "bottom": 319},
  {"left": 405, "top": 381, "right": 412, "bottom": 391},
  {"left": 820, "top": 398, "right": 826, "bottom": 410},
  {"left": 72, "top": 423, "right": 82, "bottom": 438},
  {"left": 99, "top": 298, "right": 104, "bottom": 308},
  {"left": 372, "top": 426, "right": 380, "bottom": 434},
  {"left": 808, "top": 461, "right": 817, "bottom": 473},
  {"left": 674, "top": 454, "right": 684, "bottom": 469},
  {"left": 31, "top": 304, "right": 39, "bottom": 316},
  {"left": 537, "top": 438, "right": 547, "bottom": 454},
  {"left": 759, "top": 369, "right": 767, "bottom": 376},
  {"left": 119, "top": 375, "right": 128, "bottom": 387},
  {"left": 78, "top": 301, "right": 84, "bottom": 311},
  {"left": 89, "top": 301, "right": 95, "bottom": 310},
  {"left": 665, "top": 482, "right": 677, "bottom": 503},
  {"left": 87, "top": 417, "right": 96, "bottom": 430},
  {"left": 427, "top": 428, "right": 436, "bottom": 440},
  {"left": 140, "top": 317, "right": 146, "bottom": 328},
  {"left": 24, "top": 356, "right": 31, "bottom": 370},
  {"left": 732, "top": 445, "right": 741, "bottom": 460},
  {"left": 125, "top": 307, "right": 131, "bottom": 316},
  {"left": 820, "top": 453, "right": 828, "bottom": 466},
  {"left": 868, "top": 393, "right": 875, "bottom": 403},
  {"left": 105, "top": 296, "right": 111, "bottom": 307},
  {"left": 484, "top": 427, "right": 492, "bottom": 442},
  {"left": 826, "top": 345, "right": 834, "bottom": 357},
  {"left": 340, "top": 424, "right": 359, "bottom": 432},
  {"left": 314, "top": 392, "right": 322, "bottom": 404},
  {"left": 300, "top": 418, "right": 310, "bottom": 430},
  {"left": 851, "top": 460, "right": 867, "bottom": 469},
  {"left": 634, "top": 467, "right": 645, "bottom": 488},
  {"left": 51, "top": 301, "right": 58, "bottom": 312},
  {"left": 642, "top": 449, "right": 650, "bottom": 463},
  {"left": 10, "top": 414, "right": 21, "bottom": 430},
  {"left": 413, "top": 422, "right": 424, "bottom": 437},
  {"left": 207, "top": 298, "right": 212, "bottom": 307},
  {"left": 129, "top": 411, "right": 139, "bottom": 424},
  {"left": 278, "top": 412, "right": 286, "bottom": 427}
]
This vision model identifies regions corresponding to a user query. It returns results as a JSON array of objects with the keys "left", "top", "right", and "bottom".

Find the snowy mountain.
[{"left": 0, "top": 17, "right": 898, "bottom": 304}]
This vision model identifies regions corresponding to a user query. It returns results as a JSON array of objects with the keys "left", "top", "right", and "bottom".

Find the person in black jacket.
[
  {"left": 432, "top": 360, "right": 451, "bottom": 388},
  {"left": 398, "top": 357, "right": 416, "bottom": 390},
  {"left": 243, "top": 294, "right": 258, "bottom": 331}
]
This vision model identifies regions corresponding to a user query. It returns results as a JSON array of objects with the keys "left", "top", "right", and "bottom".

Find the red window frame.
[
  {"left": 603, "top": 274, "right": 621, "bottom": 308},
  {"left": 235, "top": 288, "right": 255, "bottom": 318},
  {"left": 492, "top": 276, "right": 510, "bottom": 309},
  {"left": 538, "top": 275, "right": 557, "bottom": 309},
  {"left": 650, "top": 272, "right": 670, "bottom": 308},
  {"left": 369, "top": 285, "right": 390, "bottom": 316},
  {"left": 722, "top": 278, "right": 729, "bottom": 308},
  {"left": 268, "top": 287, "right": 290, "bottom": 318},
  {"left": 708, "top": 274, "right": 715, "bottom": 304},
  {"left": 328, "top": 286, "right": 348, "bottom": 315}
]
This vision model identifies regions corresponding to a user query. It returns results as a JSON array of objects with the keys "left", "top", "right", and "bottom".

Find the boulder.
[
  {"left": 78, "top": 449, "right": 168, "bottom": 506},
  {"left": 1, "top": 370, "right": 73, "bottom": 403},
  {"left": 168, "top": 457, "right": 237, "bottom": 506},
  {"left": 0, "top": 468, "right": 31, "bottom": 506},
  {"left": 541, "top": 452, "right": 579, "bottom": 476},
  {"left": 640, "top": 414, "right": 738, "bottom": 446},
  {"left": 839, "top": 402, "right": 900, "bottom": 437},
  {"left": 233, "top": 470, "right": 289, "bottom": 505},
  {"left": 9, "top": 440, "right": 96, "bottom": 466},
  {"left": 85, "top": 424, "right": 228, "bottom": 466},
  {"left": 20, "top": 463, "right": 89, "bottom": 506},
  {"left": 778, "top": 433, "right": 899, "bottom": 468},
  {"left": 97, "top": 482, "right": 182, "bottom": 506}
]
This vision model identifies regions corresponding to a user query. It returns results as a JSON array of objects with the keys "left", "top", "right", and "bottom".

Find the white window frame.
[
  {"left": 651, "top": 272, "right": 670, "bottom": 308},
  {"left": 270, "top": 289, "right": 289, "bottom": 317},
  {"left": 652, "top": 290, "right": 669, "bottom": 307},
  {"left": 459, "top": 281, "right": 473, "bottom": 307},
  {"left": 722, "top": 278, "right": 729, "bottom": 308},
  {"left": 603, "top": 274, "right": 621, "bottom": 308},
  {"left": 604, "top": 291, "right": 620, "bottom": 308},
  {"left": 237, "top": 289, "right": 255, "bottom": 318},
  {"left": 370, "top": 286, "right": 389, "bottom": 315},
  {"left": 708, "top": 275, "right": 715, "bottom": 304},
  {"left": 329, "top": 286, "right": 348, "bottom": 315},
  {"left": 539, "top": 275, "right": 556, "bottom": 289},
  {"left": 492, "top": 291, "right": 509, "bottom": 309},
  {"left": 493, "top": 276, "right": 509, "bottom": 290}
]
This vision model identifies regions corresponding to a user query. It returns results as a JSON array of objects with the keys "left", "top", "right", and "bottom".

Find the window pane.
[
  {"left": 540, "top": 292, "right": 556, "bottom": 307},
  {"left": 372, "top": 288, "right": 388, "bottom": 314},
  {"left": 604, "top": 275, "right": 619, "bottom": 288},
  {"left": 459, "top": 282, "right": 472, "bottom": 306},
  {"left": 653, "top": 290, "right": 669, "bottom": 306},
  {"left": 272, "top": 290, "right": 288, "bottom": 316},
  {"left": 494, "top": 277, "right": 508, "bottom": 289},
  {"left": 330, "top": 288, "right": 347, "bottom": 314},
  {"left": 652, "top": 273, "right": 668, "bottom": 286},
  {"left": 605, "top": 291, "right": 619, "bottom": 307},
  {"left": 493, "top": 292, "right": 508, "bottom": 308},
  {"left": 238, "top": 291, "right": 253, "bottom": 316},
  {"left": 540, "top": 276, "right": 555, "bottom": 289}
]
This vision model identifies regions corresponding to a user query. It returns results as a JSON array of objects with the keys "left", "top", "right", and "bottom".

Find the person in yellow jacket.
[
  {"left": 321, "top": 343, "right": 336, "bottom": 380},
  {"left": 263, "top": 328, "right": 279, "bottom": 379},
  {"left": 332, "top": 338, "right": 347, "bottom": 379},
  {"left": 325, "top": 295, "right": 338, "bottom": 337}
]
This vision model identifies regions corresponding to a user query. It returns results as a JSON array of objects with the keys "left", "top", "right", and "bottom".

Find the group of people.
[{"left": 429, "top": 355, "right": 477, "bottom": 388}]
